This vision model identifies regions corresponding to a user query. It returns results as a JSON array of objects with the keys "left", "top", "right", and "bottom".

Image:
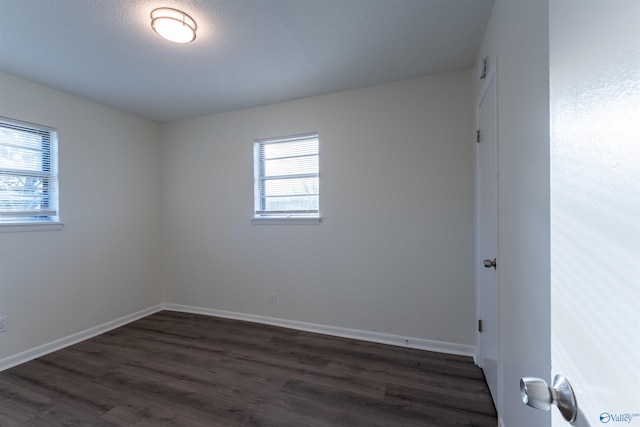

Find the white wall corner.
[{"left": 0, "top": 304, "right": 164, "bottom": 372}]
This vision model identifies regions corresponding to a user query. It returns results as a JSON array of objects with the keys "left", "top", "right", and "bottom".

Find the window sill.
[
  {"left": 0, "top": 221, "right": 65, "bottom": 233},
  {"left": 252, "top": 216, "right": 321, "bottom": 225}
]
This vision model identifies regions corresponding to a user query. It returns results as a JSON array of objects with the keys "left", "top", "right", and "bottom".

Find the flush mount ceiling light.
[{"left": 151, "top": 7, "right": 197, "bottom": 44}]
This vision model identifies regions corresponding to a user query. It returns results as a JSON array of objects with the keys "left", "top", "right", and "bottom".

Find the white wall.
[
  {"left": 0, "top": 69, "right": 477, "bottom": 364},
  {"left": 0, "top": 72, "right": 163, "bottom": 360},
  {"left": 161, "top": 70, "right": 476, "bottom": 346},
  {"left": 473, "top": 1, "right": 551, "bottom": 426}
]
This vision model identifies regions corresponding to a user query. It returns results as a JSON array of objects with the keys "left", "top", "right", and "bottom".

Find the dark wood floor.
[{"left": 0, "top": 311, "right": 497, "bottom": 426}]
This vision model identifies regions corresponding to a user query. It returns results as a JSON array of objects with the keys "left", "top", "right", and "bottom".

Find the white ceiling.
[{"left": 0, "top": 0, "right": 495, "bottom": 123}]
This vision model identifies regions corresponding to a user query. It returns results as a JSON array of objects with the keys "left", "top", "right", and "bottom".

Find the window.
[
  {"left": 0, "top": 117, "right": 60, "bottom": 228},
  {"left": 253, "top": 132, "right": 319, "bottom": 223}
]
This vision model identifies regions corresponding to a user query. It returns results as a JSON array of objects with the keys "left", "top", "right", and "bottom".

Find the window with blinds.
[
  {"left": 254, "top": 133, "right": 319, "bottom": 219},
  {"left": 0, "top": 117, "right": 59, "bottom": 224}
]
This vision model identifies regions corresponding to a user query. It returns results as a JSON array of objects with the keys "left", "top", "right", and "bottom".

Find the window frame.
[
  {"left": 0, "top": 117, "right": 62, "bottom": 232},
  {"left": 252, "top": 132, "right": 321, "bottom": 225}
]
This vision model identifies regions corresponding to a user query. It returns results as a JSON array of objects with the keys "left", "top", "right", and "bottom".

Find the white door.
[
  {"left": 476, "top": 68, "right": 499, "bottom": 408},
  {"left": 525, "top": 1, "right": 640, "bottom": 425}
]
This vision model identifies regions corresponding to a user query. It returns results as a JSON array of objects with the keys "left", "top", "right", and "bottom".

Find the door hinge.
[
  {"left": 478, "top": 319, "right": 483, "bottom": 332},
  {"left": 476, "top": 129, "right": 480, "bottom": 143},
  {"left": 483, "top": 258, "right": 497, "bottom": 269}
]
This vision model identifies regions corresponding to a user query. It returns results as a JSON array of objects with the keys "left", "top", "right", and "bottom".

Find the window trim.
[
  {"left": 0, "top": 221, "right": 64, "bottom": 233},
  {"left": 253, "top": 132, "right": 321, "bottom": 224},
  {"left": 0, "top": 117, "right": 62, "bottom": 232},
  {"left": 251, "top": 215, "right": 321, "bottom": 225}
]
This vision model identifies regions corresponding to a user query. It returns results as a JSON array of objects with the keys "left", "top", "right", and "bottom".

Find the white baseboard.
[
  {"left": 0, "top": 303, "right": 476, "bottom": 372},
  {"left": 0, "top": 304, "right": 164, "bottom": 372},
  {"left": 164, "top": 303, "right": 476, "bottom": 357}
]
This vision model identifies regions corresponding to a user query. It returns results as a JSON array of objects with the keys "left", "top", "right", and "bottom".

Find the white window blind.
[
  {"left": 254, "top": 132, "right": 319, "bottom": 218},
  {"left": 0, "top": 118, "right": 59, "bottom": 223}
]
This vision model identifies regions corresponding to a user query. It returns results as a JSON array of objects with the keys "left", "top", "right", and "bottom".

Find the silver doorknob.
[
  {"left": 520, "top": 375, "right": 578, "bottom": 423},
  {"left": 483, "top": 258, "right": 497, "bottom": 269}
]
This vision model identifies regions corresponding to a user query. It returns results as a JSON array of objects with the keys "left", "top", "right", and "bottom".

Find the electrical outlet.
[
  {"left": 269, "top": 293, "right": 277, "bottom": 305},
  {"left": 0, "top": 316, "right": 7, "bottom": 332}
]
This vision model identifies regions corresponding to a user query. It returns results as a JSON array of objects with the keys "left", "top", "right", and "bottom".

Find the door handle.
[
  {"left": 520, "top": 375, "right": 578, "bottom": 423},
  {"left": 483, "top": 258, "right": 497, "bottom": 269}
]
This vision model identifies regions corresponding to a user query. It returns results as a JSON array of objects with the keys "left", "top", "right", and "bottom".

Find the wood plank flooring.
[{"left": 0, "top": 311, "right": 497, "bottom": 426}]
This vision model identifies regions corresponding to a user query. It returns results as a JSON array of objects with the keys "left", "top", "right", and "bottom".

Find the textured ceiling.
[{"left": 0, "top": 0, "right": 495, "bottom": 122}]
